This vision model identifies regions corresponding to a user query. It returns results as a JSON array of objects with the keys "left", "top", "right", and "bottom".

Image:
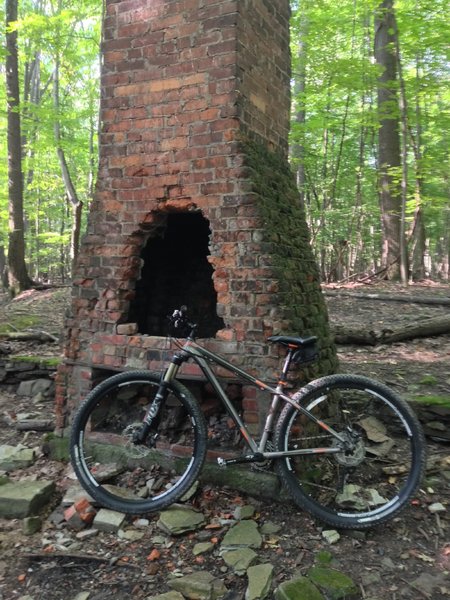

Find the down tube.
[{"left": 194, "top": 356, "right": 259, "bottom": 453}]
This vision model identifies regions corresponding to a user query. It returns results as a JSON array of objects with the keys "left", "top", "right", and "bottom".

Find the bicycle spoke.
[
  {"left": 275, "top": 375, "right": 425, "bottom": 528},
  {"left": 70, "top": 372, "right": 206, "bottom": 514}
]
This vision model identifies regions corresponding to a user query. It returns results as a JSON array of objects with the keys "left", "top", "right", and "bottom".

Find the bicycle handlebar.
[{"left": 168, "top": 306, "right": 198, "bottom": 338}]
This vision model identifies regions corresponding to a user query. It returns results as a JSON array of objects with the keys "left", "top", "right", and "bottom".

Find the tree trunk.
[
  {"left": 333, "top": 316, "right": 450, "bottom": 345},
  {"left": 408, "top": 54, "right": 427, "bottom": 280},
  {"left": 5, "top": 0, "right": 33, "bottom": 296},
  {"left": 53, "top": 54, "right": 83, "bottom": 274},
  {"left": 292, "top": 17, "right": 308, "bottom": 208},
  {"left": 394, "top": 23, "right": 409, "bottom": 284},
  {"left": 374, "top": 0, "right": 405, "bottom": 281},
  {"left": 0, "top": 246, "right": 8, "bottom": 289}
]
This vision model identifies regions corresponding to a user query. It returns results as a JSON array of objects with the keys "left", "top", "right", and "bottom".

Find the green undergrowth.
[
  {"left": 411, "top": 394, "right": 450, "bottom": 408},
  {"left": 7, "top": 355, "right": 60, "bottom": 368},
  {"left": 0, "top": 315, "right": 40, "bottom": 333}
]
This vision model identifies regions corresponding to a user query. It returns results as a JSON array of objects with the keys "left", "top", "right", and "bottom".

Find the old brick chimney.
[{"left": 56, "top": 0, "right": 337, "bottom": 435}]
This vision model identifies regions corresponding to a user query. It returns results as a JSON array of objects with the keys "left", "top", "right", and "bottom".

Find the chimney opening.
[{"left": 129, "top": 212, "right": 224, "bottom": 337}]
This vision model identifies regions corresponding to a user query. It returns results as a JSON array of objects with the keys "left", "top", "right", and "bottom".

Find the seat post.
[{"left": 279, "top": 347, "right": 295, "bottom": 383}]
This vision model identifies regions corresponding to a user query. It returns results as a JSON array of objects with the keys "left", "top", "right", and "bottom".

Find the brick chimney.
[{"left": 56, "top": 0, "right": 337, "bottom": 435}]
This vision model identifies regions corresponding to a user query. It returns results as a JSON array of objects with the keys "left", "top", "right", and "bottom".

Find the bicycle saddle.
[{"left": 267, "top": 335, "right": 317, "bottom": 348}]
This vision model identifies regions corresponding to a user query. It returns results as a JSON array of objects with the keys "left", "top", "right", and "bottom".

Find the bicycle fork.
[{"left": 133, "top": 361, "right": 180, "bottom": 445}]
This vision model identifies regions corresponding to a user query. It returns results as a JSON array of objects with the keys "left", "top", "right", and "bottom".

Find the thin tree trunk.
[
  {"left": 393, "top": 20, "right": 410, "bottom": 284},
  {"left": 6, "top": 0, "right": 33, "bottom": 296},
  {"left": 374, "top": 0, "right": 404, "bottom": 281},
  {"left": 292, "top": 16, "right": 308, "bottom": 208},
  {"left": 0, "top": 246, "right": 8, "bottom": 289},
  {"left": 407, "top": 54, "right": 427, "bottom": 280},
  {"left": 53, "top": 54, "right": 83, "bottom": 274}
]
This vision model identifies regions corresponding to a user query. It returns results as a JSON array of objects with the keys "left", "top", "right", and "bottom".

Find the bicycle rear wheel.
[
  {"left": 70, "top": 371, "right": 207, "bottom": 514},
  {"left": 274, "top": 374, "right": 425, "bottom": 529}
]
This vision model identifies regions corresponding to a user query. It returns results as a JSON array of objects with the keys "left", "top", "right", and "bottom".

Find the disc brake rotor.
[{"left": 123, "top": 423, "right": 153, "bottom": 458}]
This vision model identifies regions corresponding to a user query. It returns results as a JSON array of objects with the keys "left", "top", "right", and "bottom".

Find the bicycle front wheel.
[
  {"left": 274, "top": 374, "right": 426, "bottom": 529},
  {"left": 70, "top": 371, "right": 207, "bottom": 514}
]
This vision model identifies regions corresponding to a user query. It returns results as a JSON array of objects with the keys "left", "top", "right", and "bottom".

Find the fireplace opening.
[{"left": 129, "top": 212, "right": 224, "bottom": 337}]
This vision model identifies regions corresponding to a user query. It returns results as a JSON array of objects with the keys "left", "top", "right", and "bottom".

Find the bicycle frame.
[{"left": 160, "top": 338, "right": 347, "bottom": 461}]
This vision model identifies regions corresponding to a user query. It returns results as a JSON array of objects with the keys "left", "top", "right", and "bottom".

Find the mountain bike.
[{"left": 70, "top": 306, "right": 426, "bottom": 529}]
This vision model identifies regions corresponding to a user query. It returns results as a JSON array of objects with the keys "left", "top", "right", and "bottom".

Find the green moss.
[
  {"left": 9, "top": 356, "right": 60, "bottom": 368},
  {"left": 418, "top": 374, "right": 438, "bottom": 385},
  {"left": 240, "top": 136, "right": 338, "bottom": 377},
  {"left": 307, "top": 567, "right": 359, "bottom": 600},
  {"left": 275, "top": 577, "right": 324, "bottom": 600},
  {"left": 411, "top": 395, "right": 450, "bottom": 408},
  {"left": 316, "top": 550, "right": 334, "bottom": 565},
  {"left": 0, "top": 315, "right": 40, "bottom": 333}
]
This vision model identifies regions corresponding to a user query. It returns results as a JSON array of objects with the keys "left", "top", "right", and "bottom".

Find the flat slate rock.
[
  {"left": 0, "top": 480, "right": 55, "bottom": 518},
  {"left": 0, "top": 444, "right": 35, "bottom": 471},
  {"left": 157, "top": 506, "right": 206, "bottom": 536},
  {"left": 221, "top": 519, "right": 262, "bottom": 550}
]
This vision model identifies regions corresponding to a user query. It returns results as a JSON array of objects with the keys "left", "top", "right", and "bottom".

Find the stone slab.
[{"left": 0, "top": 480, "right": 55, "bottom": 518}]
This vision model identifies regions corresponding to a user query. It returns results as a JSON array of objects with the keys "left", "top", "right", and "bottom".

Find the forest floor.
[{"left": 0, "top": 282, "right": 448, "bottom": 599}]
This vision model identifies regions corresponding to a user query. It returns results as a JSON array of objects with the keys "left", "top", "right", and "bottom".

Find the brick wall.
[{"left": 57, "top": 0, "right": 337, "bottom": 435}]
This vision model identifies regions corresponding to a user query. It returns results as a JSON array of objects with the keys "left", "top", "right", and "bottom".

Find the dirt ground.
[{"left": 0, "top": 283, "right": 448, "bottom": 599}]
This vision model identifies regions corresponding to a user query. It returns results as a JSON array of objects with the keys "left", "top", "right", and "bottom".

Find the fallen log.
[
  {"left": 333, "top": 316, "right": 450, "bottom": 345},
  {"left": 332, "top": 326, "right": 378, "bottom": 346},
  {"left": 16, "top": 419, "right": 55, "bottom": 432},
  {"left": 325, "top": 290, "right": 450, "bottom": 306},
  {"left": 380, "top": 316, "right": 450, "bottom": 344},
  {"left": 0, "top": 330, "right": 58, "bottom": 343}
]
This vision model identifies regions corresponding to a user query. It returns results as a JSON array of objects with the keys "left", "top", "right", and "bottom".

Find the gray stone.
[
  {"left": 75, "top": 529, "right": 99, "bottom": 541},
  {"left": 133, "top": 518, "right": 150, "bottom": 528},
  {"left": 275, "top": 577, "right": 324, "bottom": 600},
  {"left": 221, "top": 520, "right": 262, "bottom": 550},
  {"left": 146, "top": 592, "right": 184, "bottom": 600},
  {"left": 168, "top": 571, "right": 227, "bottom": 599},
  {"left": 193, "top": 542, "right": 214, "bottom": 556},
  {"left": 93, "top": 508, "right": 126, "bottom": 532},
  {"left": 17, "top": 379, "right": 53, "bottom": 397},
  {"left": 180, "top": 480, "right": 200, "bottom": 502},
  {"left": 245, "top": 563, "right": 273, "bottom": 600},
  {"left": 322, "top": 530, "right": 340, "bottom": 544},
  {"left": 62, "top": 482, "right": 96, "bottom": 506},
  {"left": 234, "top": 504, "right": 255, "bottom": 520},
  {"left": 260, "top": 521, "right": 281, "bottom": 535},
  {"left": 0, "top": 480, "right": 55, "bottom": 518},
  {"left": 118, "top": 528, "right": 145, "bottom": 541},
  {"left": 307, "top": 567, "right": 359, "bottom": 600},
  {"left": 23, "top": 516, "right": 42, "bottom": 535},
  {"left": 222, "top": 548, "right": 258, "bottom": 575},
  {"left": 71, "top": 593, "right": 91, "bottom": 600},
  {"left": 0, "top": 444, "right": 35, "bottom": 470},
  {"left": 428, "top": 502, "right": 446, "bottom": 513},
  {"left": 157, "top": 506, "right": 205, "bottom": 536}
]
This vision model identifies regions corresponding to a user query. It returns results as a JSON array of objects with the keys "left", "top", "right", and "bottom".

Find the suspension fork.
[{"left": 134, "top": 358, "right": 182, "bottom": 444}]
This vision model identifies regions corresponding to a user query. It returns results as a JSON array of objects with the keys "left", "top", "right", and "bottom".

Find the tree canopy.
[{"left": 290, "top": 0, "right": 449, "bottom": 281}]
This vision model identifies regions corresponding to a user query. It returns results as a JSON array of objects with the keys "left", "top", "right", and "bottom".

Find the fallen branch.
[
  {"left": 0, "top": 330, "right": 59, "bottom": 343},
  {"left": 325, "top": 290, "right": 450, "bottom": 306},
  {"left": 332, "top": 326, "right": 378, "bottom": 346},
  {"left": 16, "top": 419, "right": 55, "bottom": 432},
  {"left": 333, "top": 316, "right": 450, "bottom": 345},
  {"left": 380, "top": 316, "right": 450, "bottom": 344}
]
